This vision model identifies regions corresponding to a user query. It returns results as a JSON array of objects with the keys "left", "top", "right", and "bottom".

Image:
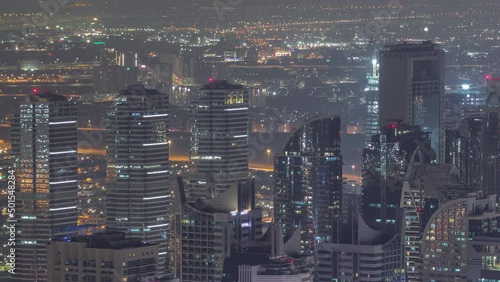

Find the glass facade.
[
  {"left": 106, "top": 85, "right": 170, "bottom": 273},
  {"left": 11, "top": 93, "right": 78, "bottom": 282},
  {"left": 189, "top": 80, "right": 249, "bottom": 200},
  {"left": 274, "top": 116, "right": 342, "bottom": 254}
]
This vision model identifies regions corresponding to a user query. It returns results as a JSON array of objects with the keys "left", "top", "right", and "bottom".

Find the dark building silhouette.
[
  {"left": 445, "top": 117, "right": 483, "bottom": 191},
  {"left": 362, "top": 123, "right": 434, "bottom": 233}
]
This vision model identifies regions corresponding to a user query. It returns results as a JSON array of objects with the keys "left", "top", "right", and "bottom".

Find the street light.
[
  {"left": 351, "top": 165, "right": 355, "bottom": 176},
  {"left": 267, "top": 149, "right": 271, "bottom": 166}
]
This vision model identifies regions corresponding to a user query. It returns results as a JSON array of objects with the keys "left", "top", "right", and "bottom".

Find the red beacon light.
[
  {"left": 486, "top": 74, "right": 491, "bottom": 81},
  {"left": 209, "top": 77, "right": 215, "bottom": 83},
  {"left": 32, "top": 88, "right": 40, "bottom": 94}
]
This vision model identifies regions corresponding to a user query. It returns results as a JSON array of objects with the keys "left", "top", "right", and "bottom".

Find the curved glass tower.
[{"left": 274, "top": 116, "right": 343, "bottom": 254}]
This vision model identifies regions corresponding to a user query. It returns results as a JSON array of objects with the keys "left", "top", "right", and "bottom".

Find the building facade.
[
  {"left": 443, "top": 85, "right": 484, "bottom": 133},
  {"left": 11, "top": 92, "right": 79, "bottom": 282},
  {"left": 106, "top": 85, "right": 170, "bottom": 273},
  {"left": 421, "top": 194, "right": 500, "bottom": 281},
  {"left": 466, "top": 236, "right": 500, "bottom": 280},
  {"left": 364, "top": 56, "right": 379, "bottom": 146},
  {"left": 189, "top": 79, "right": 249, "bottom": 200},
  {"left": 400, "top": 149, "right": 477, "bottom": 281},
  {"left": 173, "top": 177, "right": 262, "bottom": 282},
  {"left": 362, "top": 124, "right": 434, "bottom": 232},
  {"left": 445, "top": 117, "right": 483, "bottom": 190},
  {"left": 483, "top": 76, "right": 500, "bottom": 196},
  {"left": 274, "top": 116, "right": 343, "bottom": 254},
  {"left": 317, "top": 236, "right": 404, "bottom": 282},
  {"left": 47, "top": 232, "right": 159, "bottom": 282},
  {"left": 318, "top": 178, "right": 404, "bottom": 282},
  {"left": 379, "top": 41, "right": 445, "bottom": 163}
]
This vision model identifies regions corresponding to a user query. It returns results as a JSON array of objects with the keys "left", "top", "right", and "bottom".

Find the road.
[{"left": 85, "top": 152, "right": 361, "bottom": 181}]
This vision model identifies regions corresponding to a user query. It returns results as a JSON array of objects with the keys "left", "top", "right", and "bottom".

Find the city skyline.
[{"left": 1, "top": 1, "right": 500, "bottom": 281}]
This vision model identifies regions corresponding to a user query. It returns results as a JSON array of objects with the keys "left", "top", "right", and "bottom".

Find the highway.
[{"left": 81, "top": 151, "right": 362, "bottom": 181}]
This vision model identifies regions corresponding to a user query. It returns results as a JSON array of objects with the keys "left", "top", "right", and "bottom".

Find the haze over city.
[{"left": 0, "top": 0, "right": 499, "bottom": 281}]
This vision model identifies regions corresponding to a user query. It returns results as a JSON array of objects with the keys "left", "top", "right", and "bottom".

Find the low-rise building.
[{"left": 47, "top": 232, "right": 159, "bottom": 282}]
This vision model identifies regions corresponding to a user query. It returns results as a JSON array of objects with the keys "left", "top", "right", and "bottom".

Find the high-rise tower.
[
  {"left": 364, "top": 52, "right": 380, "bottom": 146},
  {"left": 274, "top": 116, "right": 343, "bottom": 254},
  {"left": 379, "top": 41, "right": 445, "bottom": 163},
  {"left": 362, "top": 123, "right": 434, "bottom": 233},
  {"left": 11, "top": 92, "right": 78, "bottom": 282},
  {"left": 189, "top": 79, "right": 249, "bottom": 200},
  {"left": 106, "top": 85, "right": 170, "bottom": 273}
]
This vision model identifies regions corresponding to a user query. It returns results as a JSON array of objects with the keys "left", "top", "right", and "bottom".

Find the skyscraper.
[
  {"left": 274, "top": 116, "right": 343, "bottom": 254},
  {"left": 11, "top": 92, "right": 78, "bottom": 282},
  {"left": 362, "top": 123, "right": 434, "bottom": 233},
  {"left": 483, "top": 75, "right": 500, "bottom": 196},
  {"left": 400, "top": 151, "right": 472, "bottom": 280},
  {"left": 379, "top": 40, "right": 445, "bottom": 163},
  {"left": 445, "top": 117, "right": 483, "bottom": 191},
  {"left": 443, "top": 85, "right": 484, "bottom": 133},
  {"left": 106, "top": 85, "right": 170, "bottom": 273},
  {"left": 173, "top": 177, "right": 262, "bottom": 282},
  {"left": 364, "top": 54, "right": 379, "bottom": 146},
  {"left": 189, "top": 79, "right": 249, "bottom": 200}
]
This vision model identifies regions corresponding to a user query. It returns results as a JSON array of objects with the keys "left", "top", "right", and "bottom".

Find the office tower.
[
  {"left": 11, "top": 92, "right": 78, "bottom": 282},
  {"left": 173, "top": 177, "right": 262, "bottom": 282},
  {"left": 445, "top": 117, "right": 483, "bottom": 190},
  {"left": 106, "top": 85, "right": 170, "bottom": 273},
  {"left": 274, "top": 116, "right": 343, "bottom": 254},
  {"left": 47, "top": 232, "right": 159, "bottom": 282},
  {"left": 362, "top": 124, "right": 434, "bottom": 233},
  {"left": 379, "top": 40, "right": 445, "bottom": 163},
  {"left": 364, "top": 55, "right": 379, "bottom": 145},
  {"left": 189, "top": 79, "right": 249, "bottom": 200},
  {"left": 420, "top": 193, "right": 500, "bottom": 281},
  {"left": 400, "top": 150, "right": 472, "bottom": 281},
  {"left": 483, "top": 76, "right": 500, "bottom": 196},
  {"left": 443, "top": 85, "right": 484, "bottom": 132}
]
